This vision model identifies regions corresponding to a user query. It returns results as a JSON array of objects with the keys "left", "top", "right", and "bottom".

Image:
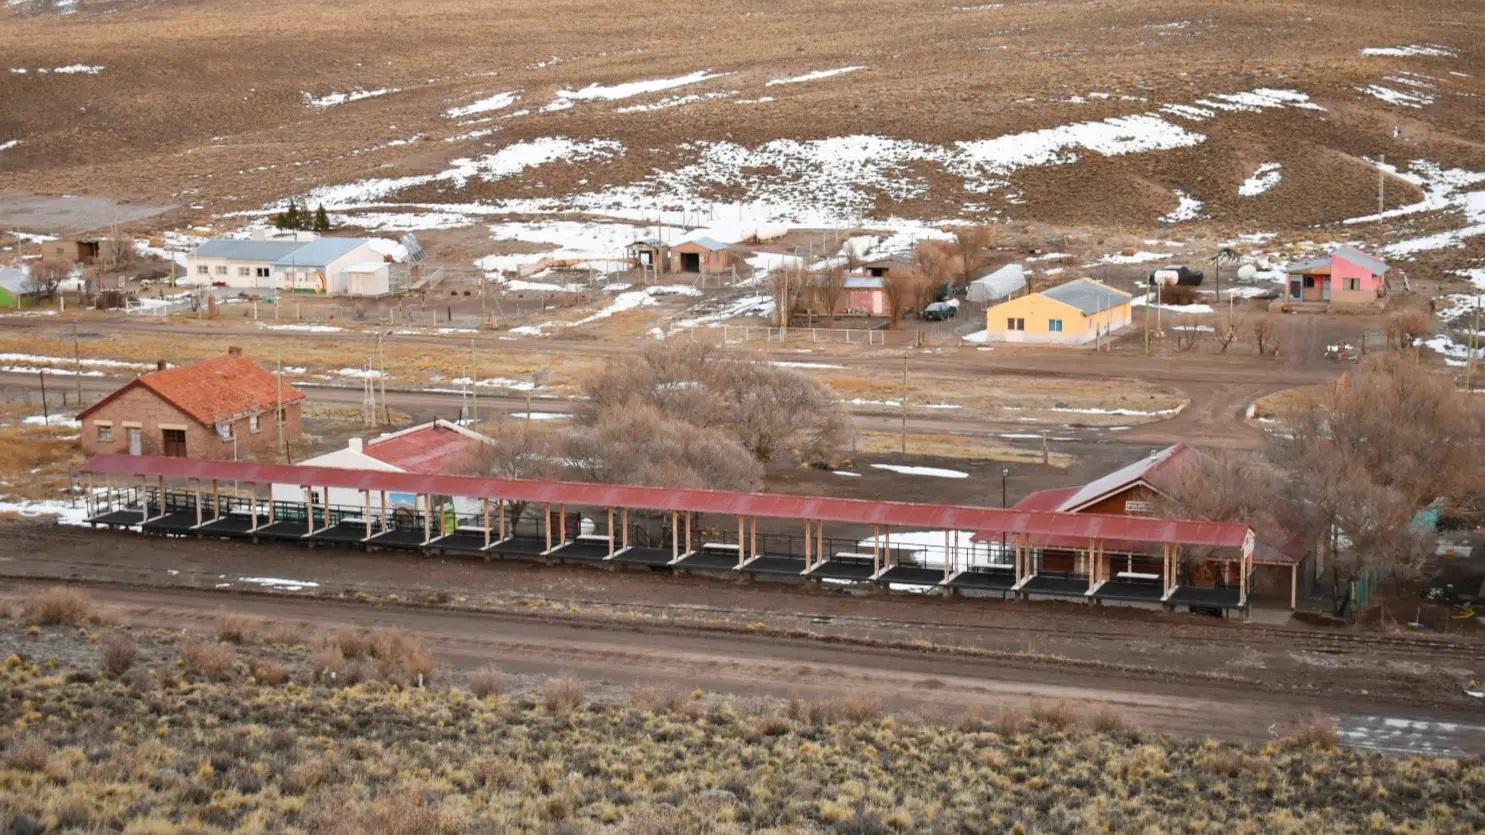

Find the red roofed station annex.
[{"left": 77, "top": 348, "right": 303, "bottom": 461}]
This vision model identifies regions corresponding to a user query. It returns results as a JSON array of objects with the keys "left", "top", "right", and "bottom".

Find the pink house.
[{"left": 1283, "top": 245, "right": 1389, "bottom": 306}]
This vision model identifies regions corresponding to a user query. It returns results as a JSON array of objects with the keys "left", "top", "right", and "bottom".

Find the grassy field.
[{"left": 1, "top": 587, "right": 1481, "bottom": 834}]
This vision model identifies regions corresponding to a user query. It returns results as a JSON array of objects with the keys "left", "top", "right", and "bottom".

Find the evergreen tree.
[{"left": 313, "top": 204, "right": 331, "bottom": 232}]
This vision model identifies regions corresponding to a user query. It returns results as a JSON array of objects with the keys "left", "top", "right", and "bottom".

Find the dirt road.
[
  {"left": 2, "top": 521, "right": 1482, "bottom": 756},
  {"left": 11, "top": 578, "right": 1482, "bottom": 757}
]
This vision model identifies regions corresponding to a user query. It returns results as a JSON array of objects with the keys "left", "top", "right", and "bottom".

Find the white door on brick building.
[{"left": 127, "top": 427, "right": 141, "bottom": 456}]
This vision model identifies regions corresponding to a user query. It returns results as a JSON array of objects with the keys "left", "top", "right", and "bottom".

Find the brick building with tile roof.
[{"left": 78, "top": 349, "right": 303, "bottom": 461}]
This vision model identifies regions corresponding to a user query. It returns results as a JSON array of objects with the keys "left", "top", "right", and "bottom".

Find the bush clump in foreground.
[{"left": 0, "top": 639, "right": 1481, "bottom": 834}]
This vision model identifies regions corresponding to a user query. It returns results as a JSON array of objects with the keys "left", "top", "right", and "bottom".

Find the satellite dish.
[{"left": 1237, "top": 264, "right": 1258, "bottom": 281}]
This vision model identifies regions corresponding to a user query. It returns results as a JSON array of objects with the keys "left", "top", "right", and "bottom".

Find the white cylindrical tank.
[
  {"left": 1150, "top": 269, "right": 1180, "bottom": 286},
  {"left": 1236, "top": 264, "right": 1258, "bottom": 281}
]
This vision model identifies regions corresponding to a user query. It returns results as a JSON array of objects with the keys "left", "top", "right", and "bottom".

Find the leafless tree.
[
  {"left": 1216, "top": 307, "right": 1241, "bottom": 352},
  {"left": 882, "top": 273, "right": 914, "bottom": 328},
  {"left": 23, "top": 265, "right": 65, "bottom": 301},
  {"left": 1267, "top": 355, "right": 1484, "bottom": 611},
  {"left": 561, "top": 400, "right": 763, "bottom": 490},
  {"left": 101, "top": 236, "right": 135, "bottom": 271},
  {"left": 1157, "top": 449, "right": 1286, "bottom": 576},
  {"left": 576, "top": 340, "right": 852, "bottom": 470},
  {"left": 813, "top": 266, "right": 848, "bottom": 327},
  {"left": 1249, "top": 314, "right": 1278, "bottom": 356},
  {"left": 1384, "top": 309, "right": 1431, "bottom": 350},
  {"left": 951, "top": 226, "right": 995, "bottom": 289},
  {"left": 464, "top": 419, "right": 563, "bottom": 530},
  {"left": 768, "top": 267, "right": 808, "bottom": 328},
  {"left": 1173, "top": 317, "right": 1202, "bottom": 352}
]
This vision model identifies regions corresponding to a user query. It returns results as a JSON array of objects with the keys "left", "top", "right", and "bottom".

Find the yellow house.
[{"left": 982, "top": 278, "right": 1132, "bottom": 345}]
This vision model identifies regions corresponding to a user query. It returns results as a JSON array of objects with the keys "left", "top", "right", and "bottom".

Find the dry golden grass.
[
  {"left": 1, "top": 624, "right": 1481, "bottom": 834},
  {"left": 19, "top": 586, "right": 94, "bottom": 627},
  {"left": 856, "top": 431, "right": 1074, "bottom": 467},
  {"left": 1249, "top": 383, "right": 1329, "bottom": 421}
]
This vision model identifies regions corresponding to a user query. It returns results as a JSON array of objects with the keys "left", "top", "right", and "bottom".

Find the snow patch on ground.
[
  {"left": 1238, "top": 162, "right": 1283, "bottom": 196},
  {"left": 616, "top": 91, "right": 736, "bottom": 113},
  {"left": 766, "top": 66, "right": 866, "bottom": 86},
  {"left": 302, "top": 88, "right": 398, "bottom": 109},
  {"left": 548, "top": 70, "right": 728, "bottom": 109},
  {"left": 0, "top": 496, "right": 91, "bottom": 526},
  {"left": 870, "top": 464, "right": 969, "bottom": 479},
  {"left": 1361, "top": 45, "right": 1456, "bottom": 58},
  {"left": 238, "top": 576, "right": 321, "bottom": 591},
  {"left": 446, "top": 90, "right": 520, "bottom": 119},
  {"left": 1160, "top": 190, "right": 1205, "bottom": 224},
  {"left": 22, "top": 414, "right": 80, "bottom": 427},
  {"left": 0, "top": 140, "right": 19, "bottom": 153},
  {"left": 1359, "top": 83, "right": 1434, "bottom": 108},
  {"left": 259, "top": 323, "right": 345, "bottom": 333}
]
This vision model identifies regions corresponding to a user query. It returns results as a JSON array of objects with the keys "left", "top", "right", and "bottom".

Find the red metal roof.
[
  {"left": 79, "top": 354, "right": 304, "bottom": 427},
  {"left": 85, "top": 453, "right": 1251, "bottom": 549},
  {"left": 366, "top": 422, "right": 483, "bottom": 472},
  {"left": 1012, "top": 486, "right": 1079, "bottom": 513}
]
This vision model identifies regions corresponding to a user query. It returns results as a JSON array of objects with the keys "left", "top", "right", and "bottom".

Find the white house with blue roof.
[{"left": 187, "top": 233, "right": 393, "bottom": 296}]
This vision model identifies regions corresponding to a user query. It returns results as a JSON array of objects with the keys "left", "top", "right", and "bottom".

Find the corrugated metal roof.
[
  {"left": 83, "top": 453, "right": 1251, "bottom": 548},
  {"left": 274, "top": 237, "right": 368, "bottom": 267},
  {"left": 192, "top": 239, "right": 307, "bottom": 262},
  {"left": 675, "top": 236, "right": 730, "bottom": 252},
  {"left": 366, "top": 420, "right": 488, "bottom": 473},
  {"left": 843, "top": 275, "right": 884, "bottom": 290},
  {"left": 1041, "top": 278, "right": 1131, "bottom": 315},
  {"left": 1334, "top": 245, "right": 1389, "bottom": 275},
  {"left": 1057, "top": 443, "right": 1191, "bottom": 512},
  {"left": 1284, "top": 246, "right": 1390, "bottom": 276}
]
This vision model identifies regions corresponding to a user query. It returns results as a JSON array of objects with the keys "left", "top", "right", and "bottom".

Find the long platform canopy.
[{"left": 84, "top": 454, "right": 1253, "bottom": 550}]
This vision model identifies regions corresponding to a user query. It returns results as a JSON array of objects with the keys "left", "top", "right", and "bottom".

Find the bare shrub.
[
  {"left": 1249, "top": 314, "right": 1278, "bottom": 355},
  {"left": 310, "top": 629, "right": 433, "bottom": 686},
  {"left": 1286, "top": 717, "right": 1339, "bottom": 750},
  {"left": 1029, "top": 701, "right": 1074, "bottom": 730},
  {"left": 630, "top": 684, "right": 687, "bottom": 714},
  {"left": 216, "top": 615, "right": 259, "bottom": 644},
  {"left": 179, "top": 639, "right": 235, "bottom": 680},
  {"left": 542, "top": 676, "right": 585, "bottom": 714},
  {"left": 368, "top": 630, "right": 434, "bottom": 686},
  {"left": 21, "top": 586, "right": 94, "bottom": 626},
  {"left": 469, "top": 665, "right": 504, "bottom": 698},
  {"left": 4, "top": 736, "right": 50, "bottom": 771},
  {"left": 249, "top": 656, "right": 288, "bottom": 685},
  {"left": 1385, "top": 309, "right": 1432, "bottom": 349},
  {"left": 100, "top": 632, "right": 136, "bottom": 677},
  {"left": 1090, "top": 707, "right": 1126, "bottom": 733},
  {"left": 309, "top": 645, "right": 348, "bottom": 682},
  {"left": 830, "top": 694, "right": 883, "bottom": 725}
]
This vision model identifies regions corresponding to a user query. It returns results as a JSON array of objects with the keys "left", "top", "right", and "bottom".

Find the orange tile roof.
[{"left": 82, "top": 355, "right": 304, "bottom": 426}]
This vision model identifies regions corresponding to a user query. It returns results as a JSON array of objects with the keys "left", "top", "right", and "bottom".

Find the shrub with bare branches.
[
  {"left": 100, "top": 632, "right": 137, "bottom": 678},
  {"left": 21, "top": 586, "right": 94, "bottom": 626},
  {"left": 1384, "top": 309, "right": 1432, "bottom": 350},
  {"left": 1249, "top": 314, "right": 1278, "bottom": 355}
]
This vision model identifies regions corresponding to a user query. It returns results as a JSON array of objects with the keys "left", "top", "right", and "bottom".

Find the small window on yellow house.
[
  {"left": 1007, "top": 317, "right": 1025, "bottom": 331},
  {"left": 1048, "top": 319, "right": 1063, "bottom": 332}
]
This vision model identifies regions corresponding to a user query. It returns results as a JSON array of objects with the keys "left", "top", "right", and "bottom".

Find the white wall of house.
[
  {"left": 186, "top": 255, "right": 277, "bottom": 289},
  {"left": 268, "top": 442, "right": 403, "bottom": 510},
  {"left": 345, "top": 263, "right": 391, "bottom": 296},
  {"left": 275, "top": 242, "right": 384, "bottom": 295}
]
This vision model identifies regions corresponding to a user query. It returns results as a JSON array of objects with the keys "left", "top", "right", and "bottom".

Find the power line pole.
[
  {"left": 1467, "top": 294, "right": 1482, "bottom": 392},
  {"left": 1378, "top": 153, "right": 1386, "bottom": 214},
  {"left": 469, "top": 338, "right": 479, "bottom": 429},
  {"left": 900, "top": 351, "right": 908, "bottom": 454},
  {"left": 275, "top": 355, "right": 286, "bottom": 463},
  {"left": 72, "top": 320, "right": 83, "bottom": 407}
]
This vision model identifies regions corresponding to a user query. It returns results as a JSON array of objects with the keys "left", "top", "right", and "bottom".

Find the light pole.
[{"left": 1000, "top": 466, "right": 1010, "bottom": 561}]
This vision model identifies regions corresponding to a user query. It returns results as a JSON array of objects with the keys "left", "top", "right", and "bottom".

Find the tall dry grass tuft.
[
  {"left": 216, "top": 615, "right": 259, "bottom": 644},
  {"left": 21, "top": 586, "right": 94, "bottom": 626},
  {"left": 542, "top": 676, "right": 585, "bottom": 714},
  {"left": 179, "top": 639, "right": 235, "bottom": 680},
  {"left": 469, "top": 665, "right": 504, "bottom": 698},
  {"left": 100, "top": 631, "right": 136, "bottom": 677}
]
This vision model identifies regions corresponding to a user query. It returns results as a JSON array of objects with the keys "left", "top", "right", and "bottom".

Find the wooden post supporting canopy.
[
  {"left": 303, "top": 486, "right": 314, "bottom": 534},
  {"left": 544, "top": 502, "right": 553, "bottom": 552},
  {"left": 608, "top": 507, "right": 616, "bottom": 557},
  {"left": 194, "top": 479, "right": 203, "bottom": 527},
  {"left": 737, "top": 515, "right": 745, "bottom": 566},
  {"left": 483, "top": 499, "right": 492, "bottom": 549}
]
